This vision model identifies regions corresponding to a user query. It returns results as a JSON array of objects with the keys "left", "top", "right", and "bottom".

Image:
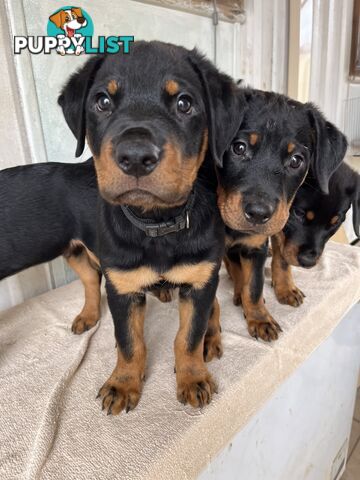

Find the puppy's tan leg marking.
[
  {"left": 241, "top": 257, "right": 282, "bottom": 342},
  {"left": 98, "top": 300, "right": 146, "bottom": 415},
  {"left": 225, "top": 255, "right": 243, "bottom": 306},
  {"left": 175, "top": 299, "right": 217, "bottom": 407},
  {"left": 66, "top": 251, "right": 101, "bottom": 334},
  {"left": 204, "top": 297, "right": 223, "bottom": 362},
  {"left": 271, "top": 235, "right": 305, "bottom": 307}
]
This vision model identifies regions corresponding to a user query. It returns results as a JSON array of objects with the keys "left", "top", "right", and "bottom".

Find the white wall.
[{"left": 0, "top": 1, "right": 52, "bottom": 310}]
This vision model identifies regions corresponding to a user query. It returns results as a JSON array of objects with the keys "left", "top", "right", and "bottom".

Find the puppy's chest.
[{"left": 106, "top": 260, "right": 216, "bottom": 295}]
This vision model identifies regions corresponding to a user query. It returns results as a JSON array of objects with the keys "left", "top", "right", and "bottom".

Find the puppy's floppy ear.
[
  {"left": 307, "top": 104, "right": 348, "bottom": 194},
  {"left": 72, "top": 7, "right": 83, "bottom": 18},
  {"left": 188, "top": 50, "right": 245, "bottom": 167},
  {"left": 58, "top": 55, "right": 104, "bottom": 157},
  {"left": 352, "top": 175, "right": 360, "bottom": 237},
  {"left": 49, "top": 10, "right": 65, "bottom": 29}
]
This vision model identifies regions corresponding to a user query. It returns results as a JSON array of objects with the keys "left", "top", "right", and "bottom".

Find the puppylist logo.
[{"left": 14, "top": 6, "right": 134, "bottom": 56}]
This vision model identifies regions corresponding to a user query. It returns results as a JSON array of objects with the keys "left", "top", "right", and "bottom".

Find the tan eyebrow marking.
[
  {"left": 287, "top": 142, "right": 295, "bottom": 153},
  {"left": 249, "top": 133, "right": 258, "bottom": 145},
  {"left": 330, "top": 215, "right": 339, "bottom": 225},
  {"left": 165, "top": 80, "right": 179, "bottom": 96},
  {"left": 306, "top": 211, "right": 315, "bottom": 221},
  {"left": 107, "top": 80, "right": 118, "bottom": 95}
]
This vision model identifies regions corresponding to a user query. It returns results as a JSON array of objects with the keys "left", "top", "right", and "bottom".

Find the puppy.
[
  {"left": 216, "top": 90, "right": 347, "bottom": 341},
  {"left": 58, "top": 41, "right": 242, "bottom": 413},
  {"left": 0, "top": 159, "right": 102, "bottom": 334},
  {"left": 271, "top": 162, "right": 359, "bottom": 306}
]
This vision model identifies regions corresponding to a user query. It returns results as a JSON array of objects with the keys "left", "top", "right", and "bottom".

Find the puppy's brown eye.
[
  {"left": 177, "top": 95, "right": 193, "bottom": 114},
  {"left": 96, "top": 95, "right": 111, "bottom": 112},
  {"left": 289, "top": 154, "right": 303, "bottom": 169},
  {"left": 232, "top": 141, "right": 247, "bottom": 156}
]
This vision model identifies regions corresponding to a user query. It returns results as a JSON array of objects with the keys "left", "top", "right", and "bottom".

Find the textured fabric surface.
[{"left": 1, "top": 242, "right": 360, "bottom": 480}]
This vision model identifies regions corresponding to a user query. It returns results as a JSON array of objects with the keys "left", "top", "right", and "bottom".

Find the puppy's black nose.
[
  {"left": 116, "top": 140, "right": 160, "bottom": 177},
  {"left": 244, "top": 202, "right": 274, "bottom": 225},
  {"left": 297, "top": 251, "right": 317, "bottom": 268},
  {"left": 77, "top": 16, "right": 86, "bottom": 24}
]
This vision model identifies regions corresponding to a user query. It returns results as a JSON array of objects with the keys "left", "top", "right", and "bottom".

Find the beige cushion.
[{"left": 1, "top": 241, "right": 360, "bottom": 480}]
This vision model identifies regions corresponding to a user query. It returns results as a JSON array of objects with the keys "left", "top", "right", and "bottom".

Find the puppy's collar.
[{"left": 121, "top": 192, "right": 196, "bottom": 237}]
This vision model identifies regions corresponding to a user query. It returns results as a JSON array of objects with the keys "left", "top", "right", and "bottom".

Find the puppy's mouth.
[{"left": 65, "top": 26, "right": 75, "bottom": 37}]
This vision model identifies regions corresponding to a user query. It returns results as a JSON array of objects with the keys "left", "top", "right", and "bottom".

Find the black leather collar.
[{"left": 120, "top": 191, "right": 196, "bottom": 237}]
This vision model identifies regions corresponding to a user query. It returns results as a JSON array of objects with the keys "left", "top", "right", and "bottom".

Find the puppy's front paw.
[
  {"left": 204, "top": 331, "right": 223, "bottom": 362},
  {"left": 153, "top": 288, "right": 174, "bottom": 303},
  {"left": 71, "top": 312, "right": 99, "bottom": 334},
  {"left": 275, "top": 284, "right": 305, "bottom": 307},
  {"left": 97, "top": 374, "right": 143, "bottom": 415},
  {"left": 177, "top": 370, "right": 217, "bottom": 408},
  {"left": 246, "top": 309, "right": 282, "bottom": 342}
]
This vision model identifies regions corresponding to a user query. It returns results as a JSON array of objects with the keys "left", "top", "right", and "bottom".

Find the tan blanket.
[{"left": 1, "top": 242, "right": 360, "bottom": 480}]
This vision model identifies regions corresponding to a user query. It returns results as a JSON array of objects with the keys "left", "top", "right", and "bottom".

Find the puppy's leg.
[
  {"left": 66, "top": 251, "right": 101, "bottom": 334},
  {"left": 240, "top": 244, "right": 282, "bottom": 342},
  {"left": 98, "top": 280, "right": 146, "bottom": 415},
  {"left": 204, "top": 297, "right": 223, "bottom": 362},
  {"left": 224, "top": 253, "right": 243, "bottom": 306},
  {"left": 271, "top": 235, "right": 305, "bottom": 307},
  {"left": 175, "top": 274, "right": 219, "bottom": 408}
]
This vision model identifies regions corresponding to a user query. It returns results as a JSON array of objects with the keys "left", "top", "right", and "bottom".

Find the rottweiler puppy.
[
  {"left": 0, "top": 159, "right": 103, "bottom": 334},
  {"left": 216, "top": 90, "right": 347, "bottom": 341},
  {"left": 58, "top": 41, "right": 242, "bottom": 413},
  {"left": 271, "top": 162, "right": 359, "bottom": 306}
]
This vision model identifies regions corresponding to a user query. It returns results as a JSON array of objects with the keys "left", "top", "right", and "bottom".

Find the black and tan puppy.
[
  {"left": 271, "top": 162, "right": 359, "bottom": 306},
  {"left": 0, "top": 159, "right": 102, "bottom": 334},
  {"left": 216, "top": 90, "right": 347, "bottom": 341},
  {"left": 58, "top": 41, "right": 241, "bottom": 413}
]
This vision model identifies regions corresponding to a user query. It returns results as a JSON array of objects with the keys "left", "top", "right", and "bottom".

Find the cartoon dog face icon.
[{"left": 49, "top": 7, "right": 87, "bottom": 37}]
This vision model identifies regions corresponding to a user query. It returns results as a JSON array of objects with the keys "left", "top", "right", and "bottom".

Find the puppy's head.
[
  {"left": 49, "top": 8, "right": 87, "bottom": 33},
  {"left": 58, "top": 41, "right": 241, "bottom": 209},
  {"left": 217, "top": 91, "right": 348, "bottom": 236},
  {"left": 280, "top": 163, "right": 359, "bottom": 267}
]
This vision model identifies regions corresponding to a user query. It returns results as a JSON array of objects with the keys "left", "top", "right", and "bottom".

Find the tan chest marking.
[
  {"left": 163, "top": 261, "right": 215, "bottom": 289},
  {"left": 107, "top": 267, "right": 159, "bottom": 295},
  {"left": 107, "top": 261, "right": 216, "bottom": 294}
]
